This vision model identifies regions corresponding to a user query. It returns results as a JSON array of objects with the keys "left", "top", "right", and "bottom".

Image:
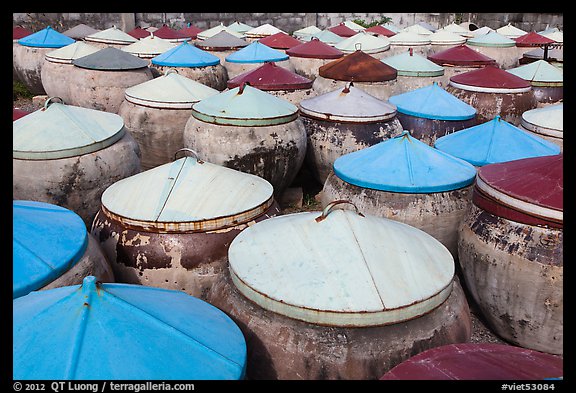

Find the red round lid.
[
  {"left": 474, "top": 154, "right": 563, "bottom": 227},
  {"left": 179, "top": 24, "right": 203, "bottom": 40},
  {"left": 365, "top": 25, "right": 396, "bottom": 37},
  {"left": 285, "top": 38, "right": 344, "bottom": 59},
  {"left": 258, "top": 32, "right": 302, "bottom": 49},
  {"left": 227, "top": 62, "right": 313, "bottom": 90},
  {"left": 428, "top": 44, "right": 497, "bottom": 67},
  {"left": 13, "top": 108, "right": 31, "bottom": 121},
  {"left": 153, "top": 25, "right": 188, "bottom": 41},
  {"left": 318, "top": 50, "right": 397, "bottom": 82},
  {"left": 449, "top": 65, "right": 531, "bottom": 92},
  {"left": 13, "top": 26, "right": 33, "bottom": 40},
  {"left": 127, "top": 26, "right": 151, "bottom": 39},
  {"left": 329, "top": 23, "right": 357, "bottom": 37},
  {"left": 514, "top": 31, "right": 556, "bottom": 47}
]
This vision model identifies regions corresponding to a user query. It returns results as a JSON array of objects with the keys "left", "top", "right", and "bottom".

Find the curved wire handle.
[
  {"left": 43, "top": 96, "right": 64, "bottom": 110},
  {"left": 173, "top": 148, "right": 204, "bottom": 163},
  {"left": 315, "top": 200, "right": 364, "bottom": 222}
]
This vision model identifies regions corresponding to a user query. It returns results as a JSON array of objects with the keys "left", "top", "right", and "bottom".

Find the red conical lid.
[
  {"left": 179, "top": 24, "right": 203, "bottom": 40},
  {"left": 13, "top": 108, "right": 31, "bottom": 121},
  {"left": 428, "top": 44, "right": 497, "bottom": 67},
  {"left": 514, "top": 31, "right": 556, "bottom": 47},
  {"left": 258, "top": 32, "right": 302, "bottom": 49},
  {"left": 13, "top": 26, "right": 33, "bottom": 40},
  {"left": 285, "top": 38, "right": 344, "bottom": 59},
  {"left": 127, "top": 26, "right": 151, "bottom": 39},
  {"left": 365, "top": 25, "right": 396, "bottom": 37},
  {"left": 319, "top": 50, "right": 397, "bottom": 82},
  {"left": 227, "top": 62, "right": 313, "bottom": 90},
  {"left": 329, "top": 23, "right": 357, "bottom": 37},
  {"left": 153, "top": 25, "right": 188, "bottom": 40},
  {"left": 450, "top": 65, "right": 531, "bottom": 91}
]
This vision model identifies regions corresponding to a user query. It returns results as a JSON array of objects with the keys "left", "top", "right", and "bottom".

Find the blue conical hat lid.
[
  {"left": 225, "top": 41, "right": 288, "bottom": 63},
  {"left": 13, "top": 276, "right": 247, "bottom": 380},
  {"left": 434, "top": 116, "right": 561, "bottom": 167},
  {"left": 13, "top": 201, "right": 88, "bottom": 299},
  {"left": 151, "top": 41, "right": 220, "bottom": 67},
  {"left": 334, "top": 131, "right": 477, "bottom": 193},
  {"left": 18, "top": 26, "right": 75, "bottom": 48},
  {"left": 388, "top": 82, "right": 476, "bottom": 120}
]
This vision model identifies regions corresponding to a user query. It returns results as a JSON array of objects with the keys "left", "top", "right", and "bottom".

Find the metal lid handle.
[
  {"left": 173, "top": 148, "right": 204, "bottom": 163},
  {"left": 43, "top": 96, "right": 64, "bottom": 110},
  {"left": 315, "top": 200, "right": 364, "bottom": 222}
]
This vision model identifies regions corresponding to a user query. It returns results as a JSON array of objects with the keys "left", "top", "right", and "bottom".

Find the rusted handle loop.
[
  {"left": 315, "top": 200, "right": 364, "bottom": 222},
  {"left": 173, "top": 148, "right": 204, "bottom": 163},
  {"left": 342, "top": 81, "right": 354, "bottom": 93},
  {"left": 165, "top": 68, "right": 179, "bottom": 75},
  {"left": 238, "top": 81, "right": 250, "bottom": 94},
  {"left": 43, "top": 96, "right": 64, "bottom": 110}
]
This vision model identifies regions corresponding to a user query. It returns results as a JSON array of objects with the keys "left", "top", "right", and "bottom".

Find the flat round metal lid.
[
  {"left": 124, "top": 70, "right": 218, "bottom": 108},
  {"left": 334, "top": 31, "right": 390, "bottom": 53},
  {"left": 72, "top": 46, "right": 149, "bottom": 70},
  {"left": 13, "top": 200, "right": 88, "bottom": 299},
  {"left": 191, "top": 83, "right": 299, "bottom": 126},
  {"left": 194, "top": 30, "right": 249, "bottom": 51},
  {"left": 318, "top": 50, "right": 397, "bottom": 82},
  {"left": 197, "top": 23, "right": 245, "bottom": 40},
  {"left": 429, "top": 30, "right": 467, "bottom": 45},
  {"left": 227, "top": 62, "right": 312, "bottom": 91},
  {"left": 44, "top": 41, "right": 100, "bottom": 64},
  {"left": 388, "top": 82, "right": 476, "bottom": 120},
  {"left": 84, "top": 26, "right": 137, "bottom": 45},
  {"left": 514, "top": 31, "right": 556, "bottom": 47},
  {"left": 100, "top": 153, "right": 274, "bottom": 232},
  {"left": 382, "top": 50, "right": 445, "bottom": 77},
  {"left": 475, "top": 154, "right": 563, "bottom": 225},
  {"left": 329, "top": 23, "right": 357, "bottom": 37},
  {"left": 434, "top": 115, "right": 561, "bottom": 167},
  {"left": 258, "top": 32, "right": 302, "bottom": 49},
  {"left": 466, "top": 31, "right": 516, "bottom": 47},
  {"left": 521, "top": 103, "right": 563, "bottom": 138},
  {"left": 299, "top": 83, "right": 397, "bottom": 122},
  {"left": 381, "top": 343, "right": 563, "bottom": 380},
  {"left": 18, "top": 26, "right": 75, "bottom": 48},
  {"left": 389, "top": 31, "right": 431, "bottom": 45},
  {"left": 449, "top": 65, "right": 532, "bottom": 93},
  {"left": 285, "top": 38, "right": 344, "bottom": 59},
  {"left": 225, "top": 41, "right": 288, "bottom": 63},
  {"left": 151, "top": 41, "right": 221, "bottom": 67},
  {"left": 121, "top": 34, "right": 176, "bottom": 57},
  {"left": 13, "top": 276, "right": 247, "bottom": 380},
  {"left": 506, "top": 60, "right": 563, "bottom": 86},
  {"left": 13, "top": 98, "right": 125, "bottom": 160},
  {"left": 228, "top": 202, "right": 455, "bottom": 327},
  {"left": 334, "top": 131, "right": 477, "bottom": 193},
  {"left": 427, "top": 44, "right": 497, "bottom": 67}
]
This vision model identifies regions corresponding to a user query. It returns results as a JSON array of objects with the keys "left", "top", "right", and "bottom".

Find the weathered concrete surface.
[{"left": 13, "top": 45, "right": 51, "bottom": 95}]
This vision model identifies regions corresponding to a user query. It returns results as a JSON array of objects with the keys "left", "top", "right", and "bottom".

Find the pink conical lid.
[
  {"left": 285, "top": 38, "right": 344, "bottom": 59},
  {"left": 258, "top": 32, "right": 302, "bottom": 49},
  {"left": 365, "top": 25, "right": 396, "bottom": 37},
  {"left": 428, "top": 44, "right": 497, "bottom": 67},
  {"left": 329, "top": 23, "right": 357, "bottom": 37},
  {"left": 449, "top": 65, "right": 531, "bottom": 92},
  {"left": 227, "top": 62, "right": 313, "bottom": 90},
  {"left": 514, "top": 31, "right": 556, "bottom": 47}
]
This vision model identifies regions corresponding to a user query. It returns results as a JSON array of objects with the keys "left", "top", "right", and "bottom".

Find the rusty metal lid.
[
  {"left": 227, "top": 62, "right": 313, "bottom": 91},
  {"left": 304, "top": 29, "right": 345, "bottom": 45},
  {"left": 128, "top": 26, "right": 153, "bottom": 39},
  {"left": 318, "top": 50, "right": 397, "bottom": 82},
  {"left": 334, "top": 31, "right": 391, "bottom": 54},
  {"left": 449, "top": 65, "right": 532, "bottom": 93},
  {"left": 245, "top": 23, "right": 285, "bottom": 38},
  {"left": 521, "top": 103, "right": 563, "bottom": 139},
  {"left": 427, "top": 44, "right": 497, "bottom": 67},
  {"left": 179, "top": 23, "right": 203, "bottom": 40},
  {"left": 191, "top": 83, "right": 299, "bottom": 126},
  {"left": 13, "top": 26, "right": 32, "bottom": 40},
  {"left": 334, "top": 131, "right": 476, "bottom": 193},
  {"left": 328, "top": 23, "right": 357, "bottom": 37},
  {"left": 286, "top": 38, "right": 344, "bottom": 59},
  {"left": 466, "top": 31, "right": 516, "bottom": 47},
  {"left": 72, "top": 46, "right": 149, "bottom": 70},
  {"left": 389, "top": 31, "right": 431, "bottom": 45},
  {"left": 514, "top": 31, "right": 556, "bottom": 47},
  {"left": 365, "top": 25, "right": 396, "bottom": 37},
  {"left": 152, "top": 24, "right": 190, "bottom": 42},
  {"left": 121, "top": 34, "right": 176, "bottom": 57},
  {"left": 224, "top": 41, "right": 288, "bottom": 63},
  {"left": 151, "top": 41, "right": 221, "bottom": 67},
  {"left": 197, "top": 23, "right": 246, "bottom": 40},
  {"left": 13, "top": 97, "right": 126, "bottom": 160},
  {"left": 194, "top": 30, "right": 249, "bottom": 51},
  {"left": 382, "top": 50, "right": 444, "bottom": 77},
  {"left": 13, "top": 200, "right": 88, "bottom": 299},
  {"left": 299, "top": 83, "right": 397, "bottom": 122},
  {"left": 475, "top": 154, "right": 563, "bottom": 226},
  {"left": 18, "top": 26, "right": 75, "bottom": 48},
  {"left": 228, "top": 200, "right": 455, "bottom": 327},
  {"left": 84, "top": 26, "right": 138, "bottom": 45},
  {"left": 100, "top": 152, "right": 274, "bottom": 232},
  {"left": 258, "top": 32, "right": 302, "bottom": 49},
  {"left": 13, "top": 276, "right": 247, "bottom": 380},
  {"left": 44, "top": 41, "right": 100, "bottom": 64},
  {"left": 507, "top": 60, "right": 563, "bottom": 86},
  {"left": 389, "top": 82, "right": 476, "bottom": 120},
  {"left": 124, "top": 70, "right": 218, "bottom": 108},
  {"left": 62, "top": 24, "right": 100, "bottom": 40},
  {"left": 434, "top": 115, "right": 561, "bottom": 167}
]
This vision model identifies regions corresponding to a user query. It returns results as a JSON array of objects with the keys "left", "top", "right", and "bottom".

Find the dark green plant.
[
  {"left": 352, "top": 16, "right": 392, "bottom": 28},
  {"left": 13, "top": 80, "right": 33, "bottom": 101}
]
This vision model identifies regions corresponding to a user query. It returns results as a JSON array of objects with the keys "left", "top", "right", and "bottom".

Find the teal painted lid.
[
  {"left": 434, "top": 116, "right": 561, "bottom": 167},
  {"left": 13, "top": 200, "right": 88, "bottom": 299},
  {"left": 18, "top": 26, "right": 75, "bottom": 48},
  {"left": 228, "top": 201, "right": 455, "bottom": 327},
  {"left": 84, "top": 26, "right": 137, "bottom": 45},
  {"left": 304, "top": 29, "right": 345, "bottom": 45},
  {"left": 293, "top": 25, "right": 322, "bottom": 39},
  {"left": 121, "top": 34, "right": 176, "bottom": 57},
  {"left": 13, "top": 276, "right": 247, "bottom": 380},
  {"left": 124, "top": 70, "right": 218, "bottom": 108},
  {"left": 334, "top": 131, "right": 477, "bottom": 193},
  {"left": 506, "top": 60, "right": 563, "bottom": 86},
  {"left": 44, "top": 41, "right": 100, "bottom": 64},
  {"left": 197, "top": 23, "right": 245, "bottom": 40},
  {"left": 72, "top": 46, "right": 149, "bottom": 70},
  {"left": 227, "top": 21, "right": 254, "bottom": 34},
  {"left": 191, "top": 84, "right": 298, "bottom": 126},
  {"left": 334, "top": 31, "right": 390, "bottom": 53},
  {"left": 225, "top": 41, "right": 288, "bottom": 63},
  {"left": 382, "top": 50, "right": 445, "bottom": 77},
  {"left": 13, "top": 98, "right": 125, "bottom": 160},
  {"left": 100, "top": 152, "right": 274, "bottom": 232},
  {"left": 466, "top": 31, "right": 516, "bottom": 47},
  {"left": 389, "top": 31, "right": 431, "bottom": 45},
  {"left": 151, "top": 41, "right": 220, "bottom": 67},
  {"left": 521, "top": 103, "right": 563, "bottom": 139},
  {"left": 388, "top": 82, "right": 476, "bottom": 120}
]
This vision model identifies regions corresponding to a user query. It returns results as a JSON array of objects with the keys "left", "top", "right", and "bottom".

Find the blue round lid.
[
  {"left": 225, "top": 41, "right": 289, "bottom": 63},
  {"left": 334, "top": 131, "right": 477, "bottom": 193},
  {"left": 13, "top": 276, "right": 247, "bottom": 380},
  {"left": 13, "top": 200, "right": 88, "bottom": 299},
  {"left": 18, "top": 26, "right": 75, "bottom": 48},
  {"left": 151, "top": 41, "right": 220, "bottom": 67},
  {"left": 388, "top": 82, "right": 476, "bottom": 121},
  {"left": 434, "top": 116, "right": 561, "bottom": 167}
]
